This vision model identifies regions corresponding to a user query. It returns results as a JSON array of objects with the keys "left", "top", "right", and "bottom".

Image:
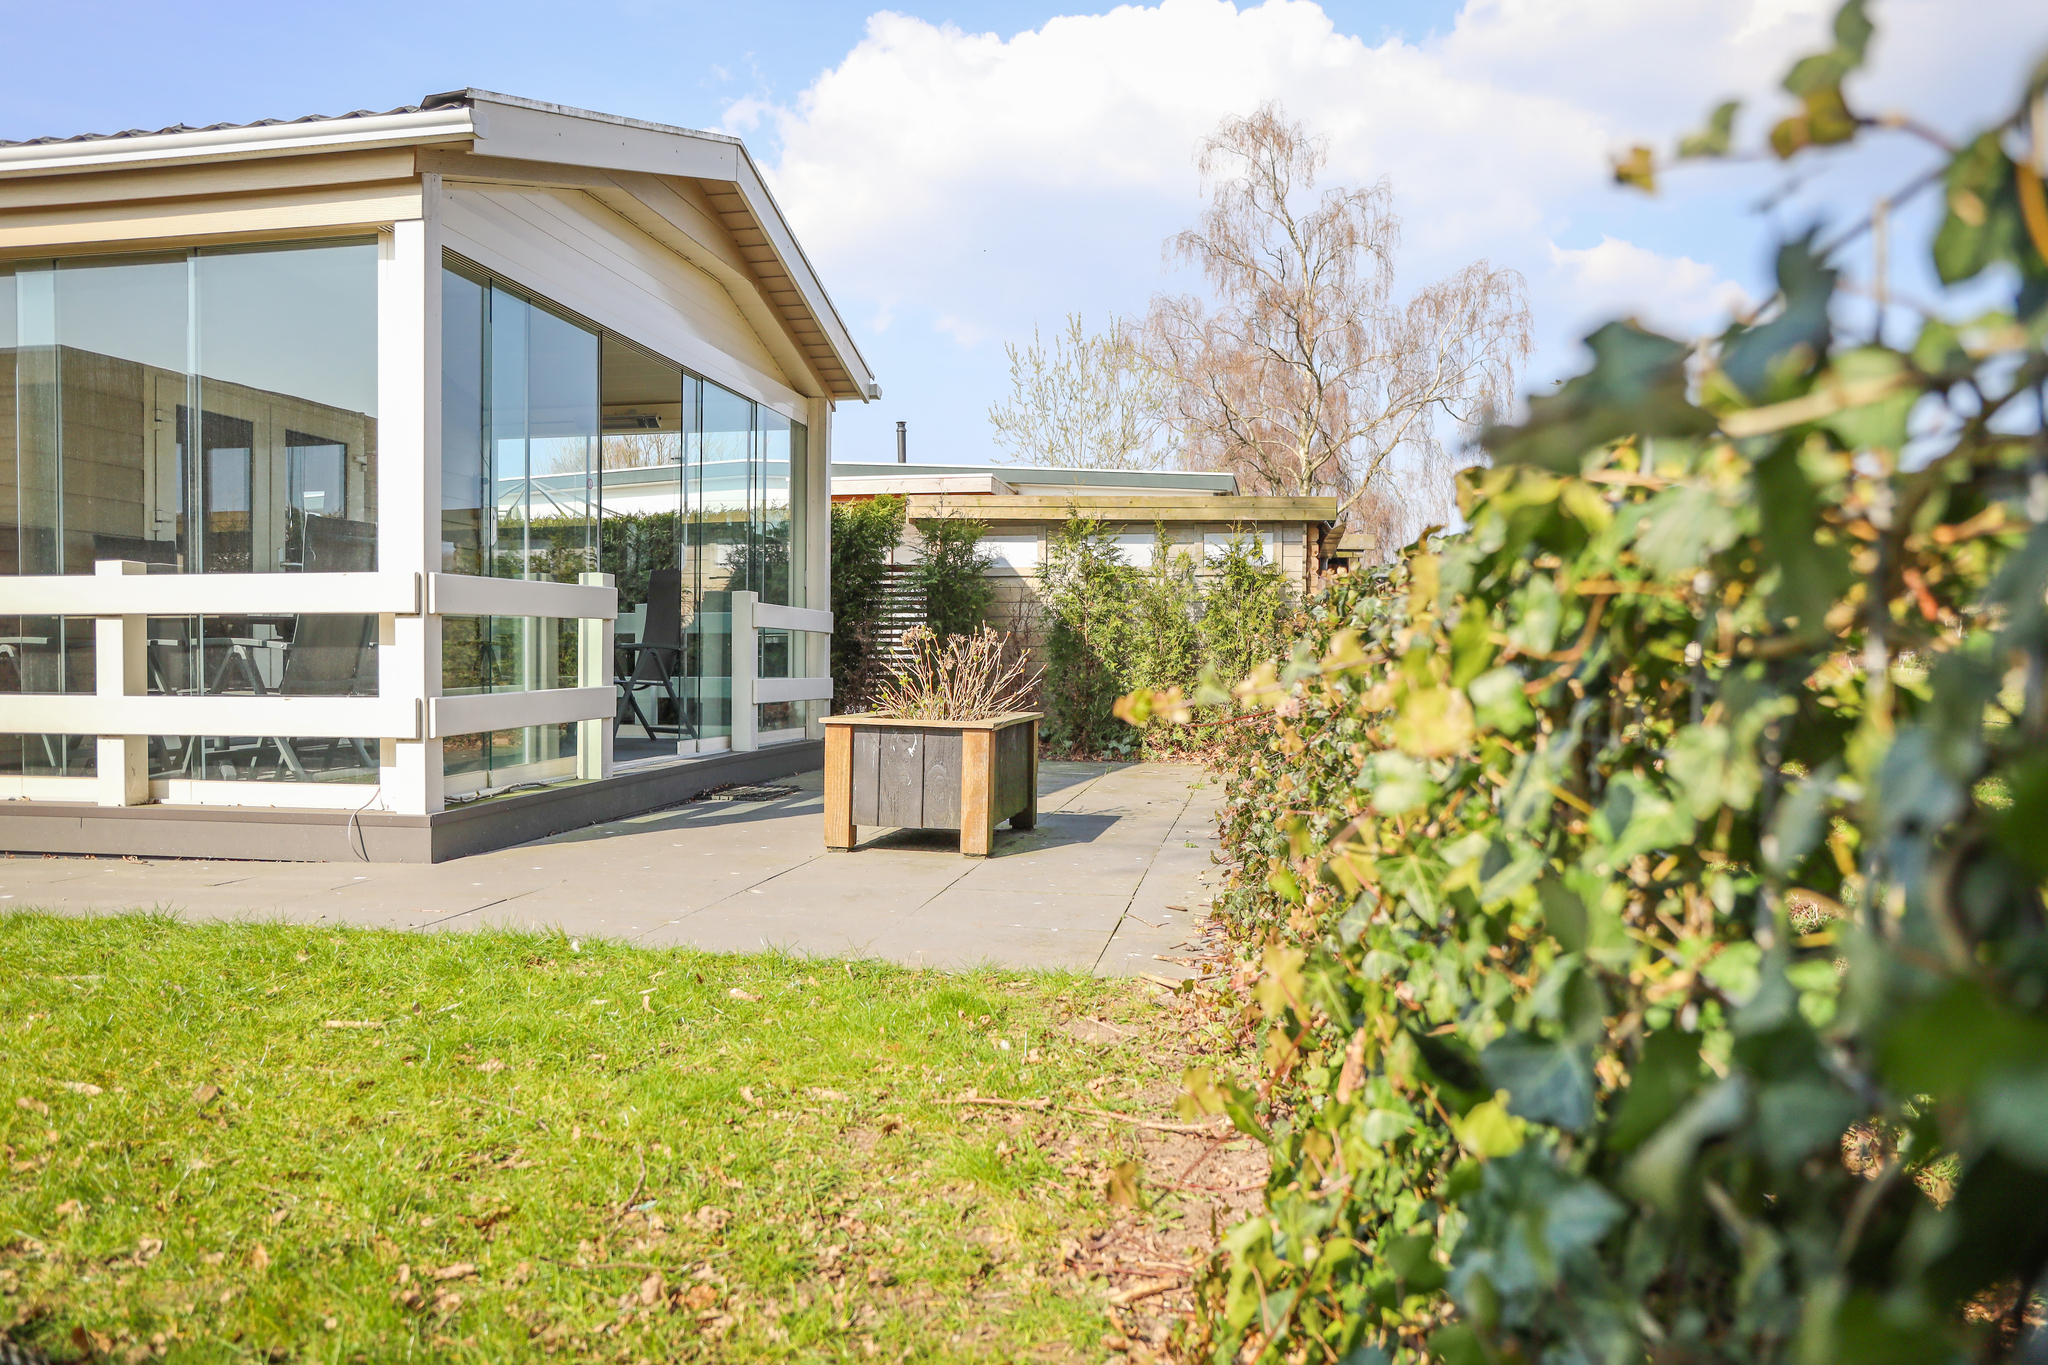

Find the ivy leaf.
[
  {"left": 1452, "top": 1097, "right": 1525, "bottom": 1158},
  {"left": 1721, "top": 236, "right": 1836, "bottom": 402},
  {"left": 1392, "top": 685, "right": 1475, "bottom": 758},
  {"left": 1606, "top": 1028, "right": 1706, "bottom": 1154},
  {"left": 1678, "top": 100, "right": 1740, "bottom": 159},
  {"left": 1366, "top": 752, "right": 1439, "bottom": 817},
  {"left": 1632, "top": 483, "right": 1743, "bottom": 577},
  {"left": 1484, "top": 322, "right": 1716, "bottom": 472},
  {"left": 1410, "top": 1025, "right": 1488, "bottom": 1098},
  {"left": 1591, "top": 773, "right": 1693, "bottom": 866},
  {"left": 1754, "top": 1079, "right": 1861, "bottom": 1169},
  {"left": 1623, "top": 1075, "right": 1751, "bottom": 1213},
  {"left": 1468, "top": 666, "right": 1534, "bottom": 735},
  {"left": 1481, "top": 1034, "right": 1596, "bottom": 1132},
  {"left": 1879, "top": 980, "right": 2048, "bottom": 1102},
  {"left": 1933, "top": 132, "right": 2027, "bottom": 286},
  {"left": 1756, "top": 440, "right": 1853, "bottom": 638},
  {"left": 1819, "top": 348, "right": 1920, "bottom": 453},
  {"left": 1666, "top": 723, "right": 1761, "bottom": 821}
]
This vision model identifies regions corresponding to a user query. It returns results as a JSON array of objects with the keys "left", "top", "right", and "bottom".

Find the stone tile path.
[{"left": 1, "top": 762, "right": 1224, "bottom": 977}]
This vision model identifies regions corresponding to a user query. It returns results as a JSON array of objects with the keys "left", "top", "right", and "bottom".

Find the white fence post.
[
  {"left": 730, "top": 590, "right": 757, "bottom": 753},
  {"left": 578, "top": 571, "right": 615, "bottom": 780},
  {"left": 92, "top": 560, "right": 148, "bottom": 807}
]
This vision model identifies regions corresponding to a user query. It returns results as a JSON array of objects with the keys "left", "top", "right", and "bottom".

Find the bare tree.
[
  {"left": 1146, "top": 103, "right": 1531, "bottom": 551},
  {"left": 987, "top": 312, "right": 1177, "bottom": 470}
]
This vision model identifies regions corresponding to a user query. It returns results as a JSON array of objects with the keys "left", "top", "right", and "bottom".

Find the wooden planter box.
[{"left": 821, "top": 712, "right": 1040, "bottom": 856}]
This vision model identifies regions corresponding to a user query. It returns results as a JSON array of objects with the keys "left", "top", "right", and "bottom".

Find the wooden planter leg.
[
  {"left": 823, "top": 724, "right": 855, "bottom": 851},
  {"left": 959, "top": 727, "right": 994, "bottom": 857},
  {"left": 1010, "top": 719, "right": 1038, "bottom": 831}
]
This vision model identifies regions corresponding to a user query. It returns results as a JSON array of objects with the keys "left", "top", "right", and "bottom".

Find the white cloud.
[
  {"left": 737, "top": 0, "right": 1848, "bottom": 340},
  {"left": 1546, "top": 236, "right": 1751, "bottom": 341},
  {"left": 738, "top": 0, "right": 2047, "bottom": 458}
]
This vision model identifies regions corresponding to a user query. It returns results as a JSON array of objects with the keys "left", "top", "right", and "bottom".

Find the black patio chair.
[
  {"left": 615, "top": 567, "right": 692, "bottom": 740},
  {"left": 268, "top": 614, "right": 379, "bottom": 778}
]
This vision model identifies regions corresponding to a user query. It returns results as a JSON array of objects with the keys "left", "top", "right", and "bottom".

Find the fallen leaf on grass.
[
  {"left": 249, "top": 1243, "right": 271, "bottom": 1272},
  {"left": 268, "top": 1208, "right": 290, "bottom": 1227},
  {"left": 16, "top": 1097, "right": 49, "bottom": 1117},
  {"left": 637, "top": 1271, "right": 666, "bottom": 1306},
  {"left": 738, "top": 1086, "right": 761, "bottom": 1107},
  {"left": 805, "top": 1087, "right": 850, "bottom": 1103},
  {"left": 322, "top": 1020, "right": 384, "bottom": 1030},
  {"left": 728, "top": 988, "right": 760, "bottom": 1002},
  {"left": 191, "top": 1084, "right": 220, "bottom": 1105},
  {"left": 56, "top": 1081, "right": 103, "bottom": 1096},
  {"left": 693, "top": 1207, "right": 733, "bottom": 1233},
  {"left": 476, "top": 1058, "right": 506, "bottom": 1074},
  {"left": 431, "top": 1262, "right": 478, "bottom": 1282},
  {"left": 54, "top": 1199, "right": 86, "bottom": 1221},
  {"left": 1105, "top": 1160, "right": 1144, "bottom": 1209},
  {"left": 878, "top": 1114, "right": 909, "bottom": 1136},
  {"left": 395, "top": 1264, "right": 412, "bottom": 1285},
  {"left": 134, "top": 1237, "right": 164, "bottom": 1264}
]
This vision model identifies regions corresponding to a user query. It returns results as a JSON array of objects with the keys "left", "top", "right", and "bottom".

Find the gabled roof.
[{"left": 0, "top": 89, "right": 877, "bottom": 403}]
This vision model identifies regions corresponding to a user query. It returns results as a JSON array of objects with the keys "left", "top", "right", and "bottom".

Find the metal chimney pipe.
[{"left": 895, "top": 420, "right": 907, "bottom": 464}]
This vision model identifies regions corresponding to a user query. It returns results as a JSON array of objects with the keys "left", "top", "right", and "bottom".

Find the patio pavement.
[{"left": 0, "top": 762, "right": 1225, "bottom": 977}]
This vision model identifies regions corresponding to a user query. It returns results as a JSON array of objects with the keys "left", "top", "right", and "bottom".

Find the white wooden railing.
[{"left": 3, "top": 560, "right": 620, "bottom": 808}]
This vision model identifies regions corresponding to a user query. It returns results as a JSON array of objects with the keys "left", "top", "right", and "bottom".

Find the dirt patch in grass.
[{"left": 0, "top": 911, "right": 1255, "bottom": 1362}]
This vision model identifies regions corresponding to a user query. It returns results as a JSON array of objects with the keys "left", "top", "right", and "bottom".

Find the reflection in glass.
[
  {"left": 0, "top": 241, "right": 378, "bottom": 578},
  {"left": 439, "top": 258, "right": 815, "bottom": 769},
  {"left": 438, "top": 266, "right": 600, "bottom": 583},
  {"left": 142, "top": 612, "right": 381, "bottom": 783}
]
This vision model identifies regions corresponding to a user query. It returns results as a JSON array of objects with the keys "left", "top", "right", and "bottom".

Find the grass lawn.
[{"left": 0, "top": 913, "right": 1253, "bottom": 1364}]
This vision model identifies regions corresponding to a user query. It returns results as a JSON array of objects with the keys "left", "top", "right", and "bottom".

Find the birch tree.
[
  {"left": 1146, "top": 103, "right": 1532, "bottom": 549},
  {"left": 987, "top": 313, "right": 1177, "bottom": 470}
]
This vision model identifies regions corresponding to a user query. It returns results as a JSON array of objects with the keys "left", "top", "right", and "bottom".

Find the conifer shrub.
[{"left": 830, "top": 494, "right": 906, "bottom": 707}]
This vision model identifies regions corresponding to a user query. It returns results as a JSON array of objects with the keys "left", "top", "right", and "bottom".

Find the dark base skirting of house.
[{"left": 0, "top": 741, "right": 823, "bottom": 864}]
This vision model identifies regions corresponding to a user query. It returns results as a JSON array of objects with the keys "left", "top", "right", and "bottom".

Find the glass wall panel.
[
  {"left": 135, "top": 611, "right": 380, "bottom": 784},
  {"left": 440, "top": 724, "right": 578, "bottom": 792},
  {"left": 0, "top": 734, "right": 95, "bottom": 776},
  {"left": 441, "top": 269, "right": 488, "bottom": 574},
  {"left": 0, "top": 241, "right": 376, "bottom": 579},
  {"left": 195, "top": 242, "right": 379, "bottom": 573},
  {"left": 440, "top": 255, "right": 816, "bottom": 763},
  {"left": 441, "top": 268, "right": 599, "bottom": 583}
]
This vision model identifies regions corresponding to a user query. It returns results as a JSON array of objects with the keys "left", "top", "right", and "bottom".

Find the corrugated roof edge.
[
  {"left": 0, "top": 87, "right": 742, "bottom": 152},
  {"left": 0, "top": 105, "right": 425, "bottom": 149}
]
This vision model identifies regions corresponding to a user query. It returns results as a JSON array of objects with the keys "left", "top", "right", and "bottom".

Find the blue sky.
[{"left": 6, "top": 0, "right": 2041, "bottom": 465}]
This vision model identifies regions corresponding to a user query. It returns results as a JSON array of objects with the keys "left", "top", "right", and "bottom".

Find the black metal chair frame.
[{"left": 614, "top": 567, "right": 695, "bottom": 741}]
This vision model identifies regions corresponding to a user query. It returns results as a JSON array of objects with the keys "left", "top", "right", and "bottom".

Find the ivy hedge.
[{"left": 1125, "top": 16, "right": 2048, "bottom": 1363}]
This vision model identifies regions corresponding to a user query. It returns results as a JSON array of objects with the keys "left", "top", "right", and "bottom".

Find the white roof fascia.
[
  {"left": 726, "top": 146, "right": 877, "bottom": 399},
  {"left": 0, "top": 107, "right": 477, "bottom": 180}
]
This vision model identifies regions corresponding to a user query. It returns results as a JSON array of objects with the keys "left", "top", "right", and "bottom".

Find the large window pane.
[
  {"left": 441, "top": 268, "right": 487, "bottom": 574},
  {"left": 2, "top": 240, "right": 377, "bottom": 578},
  {"left": 43, "top": 253, "right": 185, "bottom": 575},
  {"left": 196, "top": 241, "right": 379, "bottom": 573}
]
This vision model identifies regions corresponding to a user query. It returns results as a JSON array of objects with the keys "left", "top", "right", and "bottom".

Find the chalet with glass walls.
[{"left": 0, "top": 90, "right": 871, "bottom": 861}]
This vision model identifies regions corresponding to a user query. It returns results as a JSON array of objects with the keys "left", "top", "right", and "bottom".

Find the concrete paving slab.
[{"left": 6, "top": 761, "right": 1221, "bottom": 975}]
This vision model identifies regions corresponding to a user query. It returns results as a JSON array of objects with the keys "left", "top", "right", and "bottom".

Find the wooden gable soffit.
[
  {"left": 436, "top": 92, "right": 875, "bottom": 403},
  {"left": 416, "top": 146, "right": 861, "bottom": 401}
]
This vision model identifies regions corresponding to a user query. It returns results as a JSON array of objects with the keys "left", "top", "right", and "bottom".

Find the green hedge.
[{"left": 1126, "top": 15, "right": 2048, "bottom": 1361}]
